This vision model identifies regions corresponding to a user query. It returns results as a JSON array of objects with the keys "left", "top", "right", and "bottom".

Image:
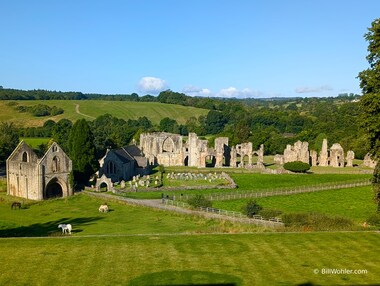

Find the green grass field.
[
  {"left": 213, "top": 186, "right": 375, "bottom": 223},
  {"left": 0, "top": 100, "right": 209, "bottom": 127},
  {"left": 1, "top": 173, "right": 379, "bottom": 285},
  {"left": 121, "top": 172, "right": 372, "bottom": 200},
  {"left": 20, "top": 137, "right": 51, "bottom": 148},
  {"left": 1, "top": 232, "right": 379, "bottom": 285}
]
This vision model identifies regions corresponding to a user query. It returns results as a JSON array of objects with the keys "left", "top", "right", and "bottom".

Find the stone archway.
[
  {"left": 44, "top": 178, "right": 63, "bottom": 199},
  {"left": 95, "top": 174, "right": 113, "bottom": 192}
]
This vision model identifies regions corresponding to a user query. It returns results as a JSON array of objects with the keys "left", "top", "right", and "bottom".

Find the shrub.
[
  {"left": 283, "top": 161, "right": 311, "bottom": 173},
  {"left": 282, "top": 212, "right": 354, "bottom": 231},
  {"left": 258, "top": 208, "right": 282, "bottom": 219},
  {"left": 187, "top": 194, "right": 212, "bottom": 209},
  {"left": 367, "top": 213, "right": 380, "bottom": 227},
  {"left": 241, "top": 200, "right": 262, "bottom": 218}
]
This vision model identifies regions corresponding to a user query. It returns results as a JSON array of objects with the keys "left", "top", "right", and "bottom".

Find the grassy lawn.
[
  {"left": 0, "top": 232, "right": 379, "bottom": 285},
  {"left": 121, "top": 172, "right": 371, "bottom": 200},
  {"left": 213, "top": 186, "right": 376, "bottom": 223},
  {"left": 0, "top": 100, "right": 208, "bottom": 127},
  {"left": 0, "top": 192, "right": 260, "bottom": 237}
]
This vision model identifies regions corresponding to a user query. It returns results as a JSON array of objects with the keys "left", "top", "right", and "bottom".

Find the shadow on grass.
[
  {"left": 0, "top": 216, "right": 104, "bottom": 237},
  {"left": 128, "top": 270, "right": 242, "bottom": 286}
]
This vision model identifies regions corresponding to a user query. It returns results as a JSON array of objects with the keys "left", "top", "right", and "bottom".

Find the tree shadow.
[{"left": 0, "top": 216, "right": 104, "bottom": 237}]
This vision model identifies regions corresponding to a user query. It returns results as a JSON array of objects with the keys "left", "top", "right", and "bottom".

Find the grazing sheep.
[
  {"left": 99, "top": 204, "right": 109, "bottom": 213},
  {"left": 58, "top": 224, "right": 72, "bottom": 234}
]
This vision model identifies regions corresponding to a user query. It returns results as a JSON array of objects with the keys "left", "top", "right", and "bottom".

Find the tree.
[
  {"left": 52, "top": 119, "right": 73, "bottom": 152},
  {"left": 68, "top": 119, "right": 99, "bottom": 188},
  {"left": 187, "top": 194, "right": 212, "bottom": 209},
  {"left": 242, "top": 200, "right": 262, "bottom": 218},
  {"left": 159, "top": 117, "right": 179, "bottom": 133},
  {"left": 358, "top": 18, "right": 380, "bottom": 212},
  {"left": 205, "top": 110, "right": 227, "bottom": 134},
  {"left": 0, "top": 122, "right": 19, "bottom": 165}
]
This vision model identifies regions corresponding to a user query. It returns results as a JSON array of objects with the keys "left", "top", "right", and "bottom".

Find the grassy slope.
[
  {"left": 1, "top": 233, "right": 379, "bottom": 285},
  {"left": 0, "top": 100, "right": 209, "bottom": 127},
  {"left": 213, "top": 186, "right": 376, "bottom": 222}
]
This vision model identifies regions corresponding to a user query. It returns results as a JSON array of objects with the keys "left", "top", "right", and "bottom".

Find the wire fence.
[{"left": 178, "top": 178, "right": 372, "bottom": 202}]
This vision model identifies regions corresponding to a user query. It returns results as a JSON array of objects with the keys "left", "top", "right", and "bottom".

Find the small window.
[
  {"left": 52, "top": 156, "right": 60, "bottom": 172},
  {"left": 52, "top": 145, "right": 58, "bottom": 152},
  {"left": 22, "top": 152, "right": 28, "bottom": 162}
]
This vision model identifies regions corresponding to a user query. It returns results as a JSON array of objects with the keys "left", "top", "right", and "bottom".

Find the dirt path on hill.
[{"left": 75, "top": 104, "right": 96, "bottom": 119}]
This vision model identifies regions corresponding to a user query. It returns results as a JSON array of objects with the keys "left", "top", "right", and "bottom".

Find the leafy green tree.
[
  {"left": 358, "top": 18, "right": 380, "bottom": 212},
  {"left": 205, "top": 110, "right": 227, "bottom": 134},
  {"left": 68, "top": 119, "right": 99, "bottom": 187},
  {"left": 159, "top": 117, "right": 180, "bottom": 133},
  {"left": 0, "top": 122, "right": 19, "bottom": 165},
  {"left": 187, "top": 194, "right": 212, "bottom": 209},
  {"left": 52, "top": 119, "right": 72, "bottom": 152},
  {"left": 242, "top": 200, "right": 262, "bottom": 218}
]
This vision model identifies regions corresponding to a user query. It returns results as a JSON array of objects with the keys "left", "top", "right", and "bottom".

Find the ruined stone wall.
[{"left": 283, "top": 141, "right": 309, "bottom": 164}]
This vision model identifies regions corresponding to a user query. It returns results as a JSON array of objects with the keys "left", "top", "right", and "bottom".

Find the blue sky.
[{"left": 1, "top": 1, "right": 379, "bottom": 98}]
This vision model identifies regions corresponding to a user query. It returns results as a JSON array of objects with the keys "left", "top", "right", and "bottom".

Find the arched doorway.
[
  {"left": 99, "top": 182, "right": 108, "bottom": 192},
  {"left": 45, "top": 178, "right": 63, "bottom": 199},
  {"left": 205, "top": 155, "right": 216, "bottom": 168},
  {"left": 184, "top": 156, "right": 189, "bottom": 166}
]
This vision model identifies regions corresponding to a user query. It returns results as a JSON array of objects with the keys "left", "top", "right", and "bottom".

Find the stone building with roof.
[{"left": 97, "top": 145, "right": 150, "bottom": 183}]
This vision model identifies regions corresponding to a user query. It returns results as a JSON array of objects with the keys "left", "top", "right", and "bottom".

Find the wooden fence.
[
  {"left": 163, "top": 199, "right": 284, "bottom": 227},
  {"left": 178, "top": 179, "right": 372, "bottom": 202}
]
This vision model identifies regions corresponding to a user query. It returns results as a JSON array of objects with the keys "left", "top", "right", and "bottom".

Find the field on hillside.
[
  {"left": 1, "top": 232, "right": 379, "bottom": 285},
  {"left": 0, "top": 100, "right": 209, "bottom": 127}
]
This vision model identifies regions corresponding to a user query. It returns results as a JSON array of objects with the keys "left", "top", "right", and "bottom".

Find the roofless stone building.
[{"left": 6, "top": 141, "right": 72, "bottom": 200}]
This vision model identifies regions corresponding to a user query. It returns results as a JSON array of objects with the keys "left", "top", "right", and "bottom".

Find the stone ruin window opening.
[
  {"left": 162, "top": 138, "right": 175, "bottom": 153},
  {"left": 205, "top": 155, "right": 216, "bottom": 168},
  {"left": 184, "top": 156, "right": 189, "bottom": 166},
  {"left": 252, "top": 153, "right": 259, "bottom": 165},
  {"left": 52, "top": 156, "right": 60, "bottom": 172},
  {"left": 52, "top": 145, "right": 58, "bottom": 152},
  {"left": 22, "top": 152, "right": 28, "bottom": 162}
]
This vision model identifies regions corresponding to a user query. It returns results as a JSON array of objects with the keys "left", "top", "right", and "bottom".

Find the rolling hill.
[{"left": 0, "top": 100, "right": 209, "bottom": 127}]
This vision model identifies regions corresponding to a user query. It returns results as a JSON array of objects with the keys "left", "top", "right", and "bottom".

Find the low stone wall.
[{"left": 114, "top": 172, "right": 237, "bottom": 194}]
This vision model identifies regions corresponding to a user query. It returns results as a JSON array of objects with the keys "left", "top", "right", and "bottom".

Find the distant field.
[
  {"left": 20, "top": 137, "right": 51, "bottom": 148},
  {"left": 0, "top": 100, "right": 209, "bottom": 127}
]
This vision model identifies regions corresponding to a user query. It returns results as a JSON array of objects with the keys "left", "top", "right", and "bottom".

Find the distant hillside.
[{"left": 0, "top": 100, "right": 209, "bottom": 127}]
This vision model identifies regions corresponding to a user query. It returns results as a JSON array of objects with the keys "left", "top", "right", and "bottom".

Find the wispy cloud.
[
  {"left": 295, "top": 85, "right": 333, "bottom": 94},
  {"left": 182, "top": 85, "right": 212, "bottom": 97},
  {"left": 138, "top": 77, "right": 168, "bottom": 94},
  {"left": 217, "top": 87, "right": 264, "bottom": 98}
]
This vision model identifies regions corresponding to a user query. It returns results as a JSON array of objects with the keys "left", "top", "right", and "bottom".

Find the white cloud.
[
  {"left": 295, "top": 85, "right": 333, "bottom": 94},
  {"left": 138, "top": 77, "right": 168, "bottom": 94},
  {"left": 217, "top": 87, "right": 264, "bottom": 98},
  {"left": 182, "top": 85, "right": 212, "bottom": 97}
]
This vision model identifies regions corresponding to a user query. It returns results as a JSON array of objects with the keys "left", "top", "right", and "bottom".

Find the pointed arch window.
[
  {"left": 22, "top": 152, "right": 28, "bottom": 162},
  {"left": 52, "top": 156, "right": 60, "bottom": 172}
]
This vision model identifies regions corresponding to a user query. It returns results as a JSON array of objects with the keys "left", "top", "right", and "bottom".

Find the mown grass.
[
  {"left": 121, "top": 172, "right": 372, "bottom": 200},
  {"left": 0, "top": 100, "right": 208, "bottom": 127},
  {"left": 0, "top": 232, "right": 379, "bottom": 285},
  {"left": 0, "top": 192, "right": 261, "bottom": 237},
  {"left": 213, "top": 186, "right": 376, "bottom": 223}
]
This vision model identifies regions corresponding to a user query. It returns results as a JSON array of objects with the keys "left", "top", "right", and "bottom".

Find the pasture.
[
  {"left": 213, "top": 186, "right": 376, "bottom": 223},
  {"left": 1, "top": 232, "right": 379, "bottom": 285},
  {"left": 121, "top": 172, "right": 371, "bottom": 199},
  {"left": 0, "top": 100, "right": 209, "bottom": 127}
]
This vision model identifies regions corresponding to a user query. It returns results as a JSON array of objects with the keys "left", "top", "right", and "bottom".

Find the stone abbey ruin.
[{"left": 139, "top": 132, "right": 264, "bottom": 169}]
